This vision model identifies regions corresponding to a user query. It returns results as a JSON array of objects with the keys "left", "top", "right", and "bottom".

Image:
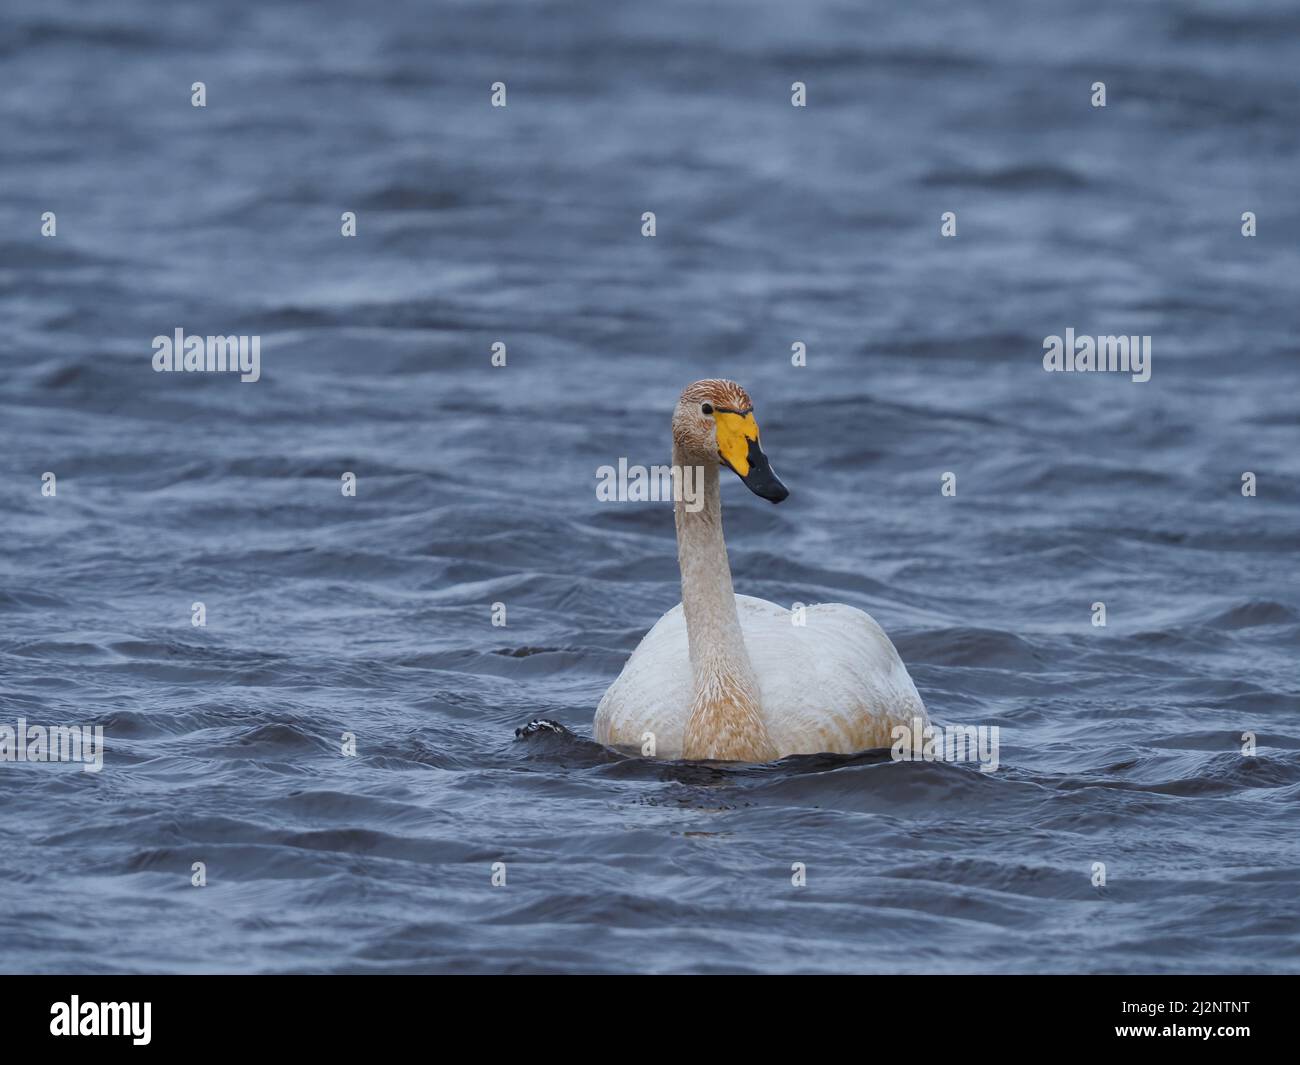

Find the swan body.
[
  {"left": 595, "top": 594, "right": 927, "bottom": 759},
  {"left": 593, "top": 379, "right": 928, "bottom": 762}
]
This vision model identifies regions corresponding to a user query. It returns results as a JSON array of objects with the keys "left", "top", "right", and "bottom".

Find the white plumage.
[{"left": 594, "top": 594, "right": 927, "bottom": 759}]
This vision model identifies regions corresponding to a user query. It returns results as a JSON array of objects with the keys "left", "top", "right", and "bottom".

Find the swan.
[{"left": 593, "top": 379, "right": 928, "bottom": 762}]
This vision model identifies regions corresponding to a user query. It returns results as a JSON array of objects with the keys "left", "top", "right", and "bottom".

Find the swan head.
[{"left": 673, "top": 379, "right": 789, "bottom": 503}]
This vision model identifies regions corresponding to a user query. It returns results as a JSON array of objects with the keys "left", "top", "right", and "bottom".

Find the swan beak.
[{"left": 715, "top": 410, "right": 789, "bottom": 503}]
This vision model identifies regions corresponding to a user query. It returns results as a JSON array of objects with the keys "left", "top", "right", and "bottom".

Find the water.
[{"left": 1, "top": 0, "right": 1298, "bottom": 974}]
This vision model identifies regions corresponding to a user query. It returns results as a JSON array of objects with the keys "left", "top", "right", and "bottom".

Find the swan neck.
[
  {"left": 674, "top": 455, "right": 746, "bottom": 667},
  {"left": 673, "top": 445, "right": 775, "bottom": 761}
]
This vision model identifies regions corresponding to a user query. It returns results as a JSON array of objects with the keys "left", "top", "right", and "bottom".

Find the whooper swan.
[{"left": 593, "top": 379, "right": 928, "bottom": 762}]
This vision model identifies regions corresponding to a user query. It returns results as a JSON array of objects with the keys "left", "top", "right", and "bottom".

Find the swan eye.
[{"left": 700, "top": 402, "right": 713, "bottom": 415}]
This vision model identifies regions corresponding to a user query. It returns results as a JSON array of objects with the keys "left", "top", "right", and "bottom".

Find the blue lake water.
[{"left": 1, "top": 0, "right": 1297, "bottom": 973}]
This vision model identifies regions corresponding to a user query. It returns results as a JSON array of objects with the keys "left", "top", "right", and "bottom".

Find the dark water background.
[{"left": 1, "top": 0, "right": 1298, "bottom": 973}]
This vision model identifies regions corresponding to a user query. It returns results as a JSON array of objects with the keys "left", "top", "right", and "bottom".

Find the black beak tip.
[
  {"left": 743, "top": 464, "right": 789, "bottom": 503},
  {"left": 729, "top": 438, "right": 789, "bottom": 503}
]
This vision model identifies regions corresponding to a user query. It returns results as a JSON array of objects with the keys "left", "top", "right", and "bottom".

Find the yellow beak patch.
[{"left": 714, "top": 410, "right": 759, "bottom": 476}]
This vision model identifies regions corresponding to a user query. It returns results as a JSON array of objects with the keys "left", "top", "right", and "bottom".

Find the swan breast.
[{"left": 594, "top": 595, "right": 926, "bottom": 759}]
